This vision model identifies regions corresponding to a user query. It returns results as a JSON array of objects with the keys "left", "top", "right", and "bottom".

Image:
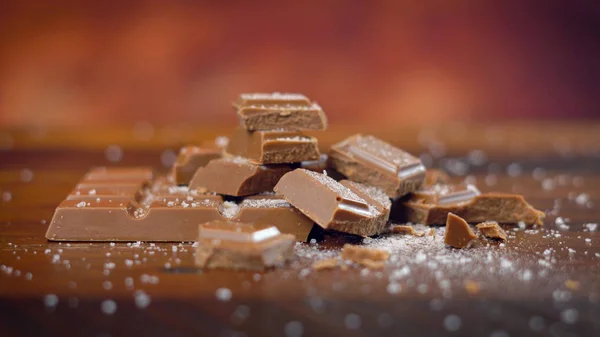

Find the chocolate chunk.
[
  {"left": 195, "top": 220, "right": 295, "bottom": 271},
  {"left": 172, "top": 146, "right": 222, "bottom": 185},
  {"left": 476, "top": 221, "right": 507, "bottom": 241},
  {"left": 341, "top": 244, "right": 389, "bottom": 268},
  {"left": 339, "top": 180, "right": 391, "bottom": 234},
  {"left": 274, "top": 169, "right": 385, "bottom": 236},
  {"left": 227, "top": 128, "right": 320, "bottom": 164},
  {"left": 236, "top": 102, "right": 327, "bottom": 131},
  {"left": 444, "top": 213, "right": 477, "bottom": 248},
  {"left": 388, "top": 225, "right": 427, "bottom": 237},
  {"left": 403, "top": 184, "right": 545, "bottom": 226},
  {"left": 47, "top": 168, "right": 314, "bottom": 242},
  {"left": 188, "top": 157, "right": 291, "bottom": 197},
  {"left": 233, "top": 92, "right": 311, "bottom": 110},
  {"left": 425, "top": 169, "right": 451, "bottom": 186},
  {"left": 329, "top": 134, "right": 425, "bottom": 198}
]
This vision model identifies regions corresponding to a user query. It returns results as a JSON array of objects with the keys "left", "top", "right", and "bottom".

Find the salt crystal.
[
  {"left": 124, "top": 259, "right": 133, "bottom": 267},
  {"left": 44, "top": 294, "right": 59, "bottom": 309},
  {"left": 134, "top": 290, "right": 151, "bottom": 309},
  {"left": 584, "top": 223, "right": 597, "bottom": 231},
  {"left": 105, "top": 145, "right": 123, "bottom": 162},
  {"left": 104, "top": 262, "right": 116, "bottom": 270},
  {"left": 25, "top": 272, "right": 32, "bottom": 280},
  {"left": 560, "top": 308, "right": 578, "bottom": 324},
  {"left": 2, "top": 191, "right": 12, "bottom": 202},
  {"left": 220, "top": 201, "right": 240, "bottom": 218},
  {"left": 506, "top": 163, "right": 522, "bottom": 177},
  {"left": 386, "top": 283, "right": 401, "bottom": 294},
  {"left": 344, "top": 313, "right": 361, "bottom": 330},
  {"left": 216, "top": 288, "right": 232, "bottom": 301},
  {"left": 103, "top": 281, "right": 112, "bottom": 290},
  {"left": 541, "top": 178, "right": 555, "bottom": 191},
  {"left": 76, "top": 201, "right": 86, "bottom": 208},
  {"left": 20, "top": 169, "right": 34, "bottom": 182},
  {"left": 101, "top": 299, "right": 117, "bottom": 315},
  {"left": 575, "top": 193, "right": 589, "bottom": 206},
  {"left": 125, "top": 277, "right": 134, "bottom": 288}
]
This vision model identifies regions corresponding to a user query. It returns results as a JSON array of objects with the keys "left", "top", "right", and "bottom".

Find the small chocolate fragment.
[
  {"left": 341, "top": 244, "right": 389, "bottom": 268},
  {"left": 312, "top": 258, "right": 340, "bottom": 271},
  {"left": 233, "top": 92, "right": 311, "bottom": 109},
  {"left": 274, "top": 169, "right": 384, "bottom": 236},
  {"left": 403, "top": 184, "right": 545, "bottom": 226},
  {"left": 329, "top": 134, "right": 425, "bottom": 198},
  {"left": 476, "top": 221, "right": 507, "bottom": 241},
  {"left": 227, "top": 128, "right": 320, "bottom": 164},
  {"left": 425, "top": 169, "right": 451, "bottom": 186},
  {"left": 339, "top": 180, "right": 391, "bottom": 234},
  {"left": 444, "top": 213, "right": 477, "bottom": 248},
  {"left": 188, "top": 157, "right": 291, "bottom": 197},
  {"left": 172, "top": 146, "right": 222, "bottom": 185},
  {"left": 195, "top": 220, "right": 295, "bottom": 271},
  {"left": 236, "top": 101, "right": 327, "bottom": 131},
  {"left": 388, "top": 225, "right": 426, "bottom": 237}
]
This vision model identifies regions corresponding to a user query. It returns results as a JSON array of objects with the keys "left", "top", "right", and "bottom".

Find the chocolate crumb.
[
  {"left": 312, "top": 258, "right": 340, "bottom": 271},
  {"left": 476, "top": 221, "right": 507, "bottom": 241},
  {"left": 342, "top": 244, "right": 390, "bottom": 262},
  {"left": 389, "top": 225, "right": 427, "bottom": 237}
]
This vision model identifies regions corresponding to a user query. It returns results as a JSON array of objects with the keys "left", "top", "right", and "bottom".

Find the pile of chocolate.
[{"left": 46, "top": 93, "right": 545, "bottom": 270}]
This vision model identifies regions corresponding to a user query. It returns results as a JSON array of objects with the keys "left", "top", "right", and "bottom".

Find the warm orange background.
[{"left": 1, "top": 0, "right": 598, "bottom": 127}]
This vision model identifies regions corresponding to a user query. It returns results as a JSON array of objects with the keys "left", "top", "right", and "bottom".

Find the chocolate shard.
[
  {"left": 444, "top": 213, "right": 477, "bottom": 248},
  {"left": 403, "top": 183, "right": 545, "bottom": 226},
  {"left": 339, "top": 180, "right": 391, "bottom": 235},
  {"left": 273, "top": 169, "right": 385, "bottom": 236},
  {"left": 476, "top": 221, "right": 507, "bottom": 241},
  {"left": 227, "top": 128, "right": 320, "bottom": 164},
  {"left": 425, "top": 169, "right": 451, "bottom": 186},
  {"left": 172, "top": 146, "right": 222, "bottom": 185},
  {"left": 195, "top": 220, "right": 295, "bottom": 271},
  {"left": 188, "top": 157, "right": 292, "bottom": 197},
  {"left": 329, "top": 134, "right": 425, "bottom": 198},
  {"left": 388, "top": 225, "right": 427, "bottom": 237},
  {"left": 233, "top": 92, "right": 311, "bottom": 110}
]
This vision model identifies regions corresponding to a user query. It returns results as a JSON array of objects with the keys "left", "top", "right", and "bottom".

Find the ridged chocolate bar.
[{"left": 172, "top": 146, "right": 222, "bottom": 185}]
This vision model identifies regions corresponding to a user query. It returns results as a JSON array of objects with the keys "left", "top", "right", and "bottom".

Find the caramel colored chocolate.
[
  {"left": 403, "top": 184, "right": 545, "bottom": 226},
  {"left": 188, "top": 157, "right": 291, "bottom": 196},
  {"left": 227, "top": 128, "right": 320, "bottom": 164},
  {"left": 425, "top": 169, "right": 451, "bottom": 186},
  {"left": 84, "top": 167, "right": 154, "bottom": 182},
  {"left": 312, "top": 258, "right": 341, "bottom": 271},
  {"left": 237, "top": 103, "right": 327, "bottom": 131},
  {"left": 444, "top": 213, "right": 477, "bottom": 248},
  {"left": 339, "top": 180, "right": 391, "bottom": 235},
  {"left": 341, "top": 244, "right": 389, "bottom": 268},
  {"left": 233, "top": 93, "right": 311, "bottom": 109},
  {"left": 476, "top": 221, "right": 507, "bottom": 241},
  {"left": 47, "top": 168, "right": 315, "bottom": 242},
  {"left": 195, "top": 221, "right": 295, "bottom": 271},
  {"left": 172, "top": 146, "right": 222, "bottom": 185},
  {"left": 329, "top": 134, "right": 425, "bottom": 198},
  {"left": 274, "top": 169, "right": 385, "bottom": 236},
  {"left": 388, "top": 225, "right": 426, "bottom": 237}
]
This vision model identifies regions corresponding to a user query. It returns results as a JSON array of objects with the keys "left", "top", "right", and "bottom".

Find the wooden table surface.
[{"left": 1, "top": 122, "right": 599, "bottom": 337}]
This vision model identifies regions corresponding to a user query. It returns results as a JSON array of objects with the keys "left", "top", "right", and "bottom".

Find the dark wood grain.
[{"left": 1, "top": 123, "right": 599, "bottom": 337}]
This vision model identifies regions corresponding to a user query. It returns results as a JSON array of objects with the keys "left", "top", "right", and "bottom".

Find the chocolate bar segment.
[
  {"left": 403, "top": 184, "right": 545, "bottom": 226},
  {"left": 329, "top": 134, "right": 425, "bottom": 198},
  {"left": 339, "top": 180, "right": 391, "bottom": 235},
  {"left": 274, "top": 169, "right": 384, "bottom": 236},
  {"left": 195, "top": 220, "right": 295, "bottom": 271},
  {"left": 233, "top": 92, "right": 311, "bottom": 110},
  {"left": 236, "top": 102, "right": 327, "bottom": 131},
  {"left": 227, "top": 128, "right": 320, "bottom": 164},
  {"left": 188, "top": 157, "right": 291, "bottom": 196},
  {"left": 172, "top": 146, "right": 222, "bottom": 185}
]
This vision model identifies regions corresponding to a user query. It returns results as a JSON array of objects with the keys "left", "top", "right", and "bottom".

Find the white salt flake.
[
  {"left": 216, "top": 288, "right": 232, "bottom": 301},
  {"left": 101, "top": 299, "right": 117, "bottom": 315}
]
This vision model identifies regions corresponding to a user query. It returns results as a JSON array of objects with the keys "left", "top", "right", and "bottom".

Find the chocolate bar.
[
  {"left": 329, "top": 134, "right": 425, "bottom": 198},
  {"left": 188, "top": 157, "right": 291, "bottom": 196},
  {"left": 402, "top": 183, "right": 545, "bottom": 226},
  {"left": 46, "top": 168, "right": 315, "bottom": 242},
  {"left": 444, "top": 213, "right": 477, "bottom": 248},
  {"left": 274, "top": 169, "right": 386, "bottom": 236},
  {"left": 195, "top": 220, "right": 295, "bottom": 271},
  {"left": 227, "top": 128, "right": 320, "bottom": 164},
  {"left": 172, "top": 146, "right": 222, "bottom": 185},
  {"left": 236, "top": 102, "right": 327, "bottom": 131}
]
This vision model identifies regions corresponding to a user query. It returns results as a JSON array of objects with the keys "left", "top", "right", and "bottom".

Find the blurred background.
[{"left": 0, "top": 0, "right": 599, "bottom": 128}]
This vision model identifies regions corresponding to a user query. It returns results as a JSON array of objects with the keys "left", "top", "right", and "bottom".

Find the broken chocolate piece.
[
  {"left": 476, "top": 221, "right": 507, "bottom": 241},
  {"left": 195, "top": 220, "right": 295, "bottom": 271},
  {"left": 188, "top": 157, "right": 291, "bottom": 197},
  {"left": 388, "top": 225, "right": 426, "bottom": 237},
  {"left": 227, "top": 128, "right": 320, "bottom": 164},
  {"left": 341, "top": 244, "right": 389, "bottom": 268},
  {"left": 312, "top": 258, "right": 340, "bottom": 271},
  {"left": 339, "top": 180, "right": 391, "bottom": 234},
  {"left": 403, "top": 184, "right": 545, "bottom": 226},
  {"left": 233, "top": 92, "right": 311, "bottom": 110},
  {"left": 172, "top": 146, "right": 222, "bottom": 185},
  {"left": 236, "top": 101, "right": 327, "bottom": 131},
  {"left": 329, "top": 134, "right": 425, "bottom": 198},
  {"left": 274, "top": 169, "right": 384, "bottom": 236},
  {"left": 444, "top": 213, "right": 477, "bottom": 248},
  {"left": 425, "top": 169, "right": 451, "bottom": 186}
]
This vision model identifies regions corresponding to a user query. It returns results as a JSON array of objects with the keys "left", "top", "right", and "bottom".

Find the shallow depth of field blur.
[{"left": 0, "top": 0, "right": 598, "bottom": 128}]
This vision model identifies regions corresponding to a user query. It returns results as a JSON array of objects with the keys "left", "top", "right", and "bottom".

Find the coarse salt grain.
[
  {"left": 101, "top": 299, "right": 117, "bottom": 315},
  {"left": 216, "top": 288, "right": 232, "bottom": 301}
]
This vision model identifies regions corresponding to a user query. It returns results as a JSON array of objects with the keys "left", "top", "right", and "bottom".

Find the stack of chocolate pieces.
[{"left": 46, "top": 92, "right": 546, "bottom": 270}]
